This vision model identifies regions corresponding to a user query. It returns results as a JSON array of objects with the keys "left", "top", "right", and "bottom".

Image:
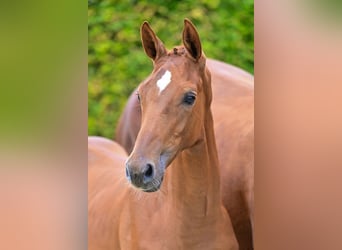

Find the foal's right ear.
[
  {"left": 141, "top": 21, "right": 167, "bottom": 61},
  {"left": 182, "top": 19, "right": 202, "bottom": 61}
]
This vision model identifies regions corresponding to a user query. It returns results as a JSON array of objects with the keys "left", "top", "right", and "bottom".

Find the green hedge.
[{"left": 88, "top": 0, "right": 254, "bottom": 138}]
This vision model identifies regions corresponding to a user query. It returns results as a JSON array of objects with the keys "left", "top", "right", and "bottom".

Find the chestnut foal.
[
  {"left": 88, "top": 19, "right": 238, "bottom": 249},
  {"left": 116, "top": 24, "right": 254, "bottom": 249}
]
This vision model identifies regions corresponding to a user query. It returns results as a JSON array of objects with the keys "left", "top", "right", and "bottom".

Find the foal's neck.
[{"left": 166, "top": 110, "right": 222, "bottom": 221}]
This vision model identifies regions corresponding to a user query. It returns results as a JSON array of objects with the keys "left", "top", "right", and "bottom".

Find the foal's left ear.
[
  {"left": 141, "top": 21, "right": 167, "bottom": 61},
  {"left": 182, "top": 19, "right": 202, "bottom": 61}
]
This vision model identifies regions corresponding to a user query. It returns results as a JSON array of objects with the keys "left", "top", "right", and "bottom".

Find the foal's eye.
[
  {"left": 136, "top": 92, "right": 141, "bottom": 103},
  {"left": 183, "top": 92, "right": 196, "bottom": 105}
]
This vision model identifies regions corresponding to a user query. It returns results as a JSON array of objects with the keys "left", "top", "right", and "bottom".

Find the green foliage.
[{"left": 88, "top": 0, "right": 254, "bottom": 138}]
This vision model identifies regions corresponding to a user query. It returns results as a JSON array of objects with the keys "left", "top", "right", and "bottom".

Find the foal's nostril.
[
  {"left": 145, "top": 164, "right": 153, "bottom": 177},
  {"left": 142, "top": 163, "right": 154, "bottom": 183}
]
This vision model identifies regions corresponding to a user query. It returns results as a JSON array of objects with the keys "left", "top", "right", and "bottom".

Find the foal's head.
[{"left": 125, "top": 19, "right": 212, "bottom": 192}]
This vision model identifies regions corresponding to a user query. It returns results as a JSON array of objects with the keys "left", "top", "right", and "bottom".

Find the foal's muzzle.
[{"left": 125, "top": 160, "right": 162, "bottom": 192}]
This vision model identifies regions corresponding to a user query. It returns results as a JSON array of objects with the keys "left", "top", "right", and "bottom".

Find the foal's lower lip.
[
  {"left": 141, "top": 176, "right": 164, "bottom": 193},
  {"left": 141, "top": 184, "right": 160, "bottom": 192},
  {"left": 143, "top": 187, "right": 159, "bottom": 193}
]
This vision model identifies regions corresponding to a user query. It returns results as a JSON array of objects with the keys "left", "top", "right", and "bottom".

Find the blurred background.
[{"left": 88, "top": 0, "right": 254, "bottom": 138}]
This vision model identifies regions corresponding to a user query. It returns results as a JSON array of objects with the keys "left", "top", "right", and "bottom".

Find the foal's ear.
[
  {"left": 182, "top": 19, "right": 202, "bottom": 61},
  {"left": 141, "top": 21, "right": 167, "bottom": 61}
]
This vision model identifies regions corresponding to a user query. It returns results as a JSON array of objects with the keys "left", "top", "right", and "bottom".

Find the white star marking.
[{"left": 156, "top": 70, "right": 172, "bottom": 94}]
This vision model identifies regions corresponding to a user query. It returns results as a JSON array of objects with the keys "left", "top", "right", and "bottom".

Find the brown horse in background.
[
  {"left": 116, "top": 24, "right": 254, "bottom": 249},
  {"left": 89, "top": 19, "right": 238, "bottom": 249}
]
